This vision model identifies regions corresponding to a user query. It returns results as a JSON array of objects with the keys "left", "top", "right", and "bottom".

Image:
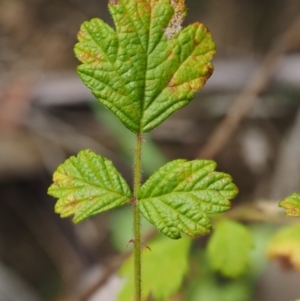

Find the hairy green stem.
[{"left": 133, "top": 133, "right": 143, "bottom": 301}]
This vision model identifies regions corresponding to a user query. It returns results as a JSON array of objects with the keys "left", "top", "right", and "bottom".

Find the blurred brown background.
[{"left": 1, "top": 0, "right": 300, "bottom": 300}]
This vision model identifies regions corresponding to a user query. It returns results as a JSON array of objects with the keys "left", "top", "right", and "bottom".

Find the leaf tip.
[{"left": 72, "top": 215, "right": 83, "bottom": 224}]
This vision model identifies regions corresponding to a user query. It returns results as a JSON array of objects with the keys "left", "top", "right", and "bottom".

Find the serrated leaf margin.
[
  {"left": 138, "top": 159, "right": 238, "bottom": 239},
  {"left": 48, "top": 149, "right": 132, "bottom": 223}
]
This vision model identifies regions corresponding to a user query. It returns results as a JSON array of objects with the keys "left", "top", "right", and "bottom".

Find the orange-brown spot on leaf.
[
  {"left": 180, "top": 170, "right": 193, "bottom": 184},
  {"left": 188, "top": 80, "right": 201, "bottom": 91},
  {"left": 166, "top": 81, "right": 177, "bottom": 94},
  {"left": 288, "top": 208, "right": 300, "bottom": 216},
  {"left": 67, "top": 178, "right": 73, "bottom": 186},
  {"left": 193, "top": 40, "right": 200, "bottom": 48},
  {"left": 53, "top": 179, "right": 60, "bottom": 187},
  {"left": 190, "top": 55, "right": 198, "bottom": 63},
  {"left": 166, "top": 49, "right": 177, "bottom": 62},
  {"left": 79, "top": 51, "right": 101, "bottom": 64},
  {"left": 77, "top": 29, "right": 87, "bottom": 39},
  {"left": 67, "top": 195, "right": 79, "bottom": 207}
]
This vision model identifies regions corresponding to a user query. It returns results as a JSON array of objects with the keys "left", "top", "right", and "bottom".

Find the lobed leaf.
[
  {"left": 118, "top": 236, "right": 191, "bottom": 301},
  {"left": 207, "top": 219, "right": 254, "bottom": 278},
  {"left": 138, "top": 159, "right": 238, "bottom": 239},
  {"left": 279, "top": 193, "right": 300, "bottom": 217},
  {"left": 75, "top": 0, "right": 215, "bottom": 133},
  {"left": 47, "top": 149, "right": 132, "bottom": 223}
]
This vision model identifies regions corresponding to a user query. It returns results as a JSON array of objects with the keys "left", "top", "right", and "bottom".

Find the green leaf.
[
  {"left": 207, "top": 219, "right": 254, "bottom": 278},
  {"left": 138, "top": 160, "right": 238, "bottom": 239},
  {"left": 186, "top": 249, "right": 254, "bottom": 301},
  {"left": 279, "top": 193, "right": 300, "bottom": 216},
  {"left": 75, "top": 0, "right": 215, "bottom": 133},
  {"left": 268, "top": 224, "right": 300, "bottom": 269},
  {"left": 118, "top": 235, "right": 191, "bottom": 301},
  {"left": 47, "top": 149, "right": 132, "bottom": 223},
  {"left": 187, "top": 277, "right": 251, "bottom": 301}
]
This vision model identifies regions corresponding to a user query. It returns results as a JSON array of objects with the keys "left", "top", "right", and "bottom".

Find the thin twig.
[{"left": 198, "top": 16, "right": 300, "bottom": 159}]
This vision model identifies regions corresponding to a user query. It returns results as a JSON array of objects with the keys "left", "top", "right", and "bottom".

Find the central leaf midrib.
[
  {"left": 54, "top": 172, "right": 130, "bottom": 197},
  {"left": 139, "top": 1, "right": 152, "bottom": 131},
  {"left": 144, "top": 196, "right": 206, "bottom": 227},
  {"left": 141, "top": 198, "right": 175, "bottom": 235}
]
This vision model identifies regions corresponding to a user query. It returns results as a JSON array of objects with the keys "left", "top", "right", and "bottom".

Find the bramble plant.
[{"left": 47, "top": 0, "right": 239, "bottom": 300}]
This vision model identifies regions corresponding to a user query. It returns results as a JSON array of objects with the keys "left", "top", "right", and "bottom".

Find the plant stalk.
[{"left": 133, "top": 133, "right": 143, "bottom": 301}]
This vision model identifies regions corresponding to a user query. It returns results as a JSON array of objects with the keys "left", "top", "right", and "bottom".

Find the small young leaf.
[
  {"left": 75, "top": 0, "right": 215, "bottom": 133},
  {"left": 138, "top": 160, "right": 238, "bottom": 239},
  {"left": 118, "top": 236, "right": 191, "bottom": 301},
  {"left": 207, "top": 219, "right": 254, "bottom": 278},
  {"left": 268, "top": 224, "right": 300, "bottom": 269},
  {"left": 279, "top": 193, "right": 300, "bottom": 216},
  {"left": 48, "top": 149, "right": 132, "bottom": 223}
]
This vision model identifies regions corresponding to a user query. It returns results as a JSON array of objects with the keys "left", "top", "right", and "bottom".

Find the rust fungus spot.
[
  {"left": 290, "top": 208, "right": 299, "bottom": 215},
  {"left": 109, "top": 0, "right": 119, "bottom": 4},
  {"left": 53, "top": 179, "right": 60, "bottom": 186},
  {"left": 67, "top": 178, "right": 73, "bottom": 186},
  {"left": 167, "top": 78, "right": 177, "bottom": 94},
  {"left": 68, "top": 197, "right": 79, "bottom": 208},
  {"left": 88, "top": 195, "right": 94, "bottom": 200},
  {"left": 77, "top": 30, "right": 86, "bottom": 38},
  {"left": 191, "top": 55, "right": 198, "bottom": 62},
  {"left": 189, "top": 80, "right": 200, "bottom": 91},
  {"left": 82, "top": 51, "right": 101, "bottom": 64},
  {"left": 193, "top": 39, "right": 200, "bottom": 48}
]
